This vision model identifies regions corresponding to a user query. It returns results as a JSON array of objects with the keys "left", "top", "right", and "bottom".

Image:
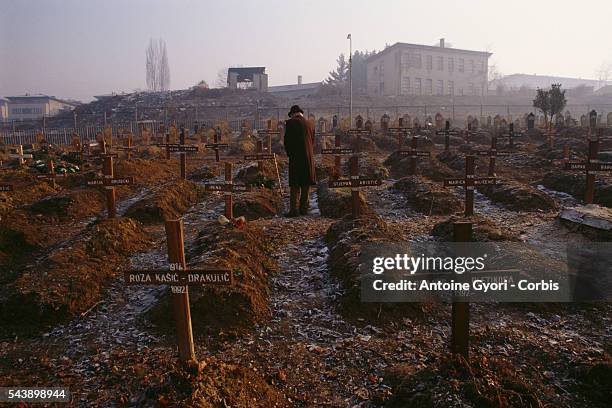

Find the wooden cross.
[
  {"left": 498, "top": 123, "right": 523, "bottom": 148},
  {"left": 386, "top": 127, "right": 411, "bottom": 151},
  {"left": 9, "top": 145, "right": 33, "bottom": 165},
  {"left": 258, "top": 120, "right": 280, "bottom": 153},
  {"left": 397, "top": 135, "right": 431, "bottom": 175},
  {"left": 443, "top": 156, "right": 497, "bottom": 216},
  {"left": 436, "top": 121, "right": 460, "bottom": 151},
  {"left": 347, "top": 129, "right": 371, "bottom": 154},
  {"left": 462, "top": 123, "right": 481, "bottom": 146},
  {"left": 125, "top": 219, "right": 232, "bottom": 363},
  {"left": 244, "top": 141, "right": 283, "bottom": 194},
  {"left": 563, "top": 135, "right": 612, "bottom": 204},
  {"left": 86, "top": 153, "right": 133, "bottom": 218},
  {"left": 115, "top": 133, "right": 136, "bottom": 160},
  {"left": 328, "top": 155, "right": 382, "bottom": 218},
  {"left": 204, "top": 162, "right": 251, "bottom": 219},
  {"left": 155, "top": 129, "right": 200, "bottom": 180},
  {"left": 320, "top": 134, "right": 354, "bottom": 178},
  {"left": 204, "top": 128, "right": 229, "bottom": 162},
  {"left": 36, "top": 160, "right": 67, "bottom": 189},
  {"left": 475, "top": 136, "right": 511, "bottom": 176},
  {"left": 0, "top": 184, "right": 13, "bottom": 193}
]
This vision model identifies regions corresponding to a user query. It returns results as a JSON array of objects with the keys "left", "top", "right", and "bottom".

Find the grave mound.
[
  {"left": 384, "top": 152, "right": 457, "bottom": 181},
  {"left": 432, "top": 215, "right": 519, "bottom": 241},
  {"left": 233, "top": 188, "right": 284, "bottom": 220},
  {"left": 324, "top": 215, "right": 424, "bottom": 321},
  {"left": 540, "top": 172, "right": 612, "bottom": 207},
  {"left": 393, "top": 176, "right": 462, "bottom": 215},
  {"left": 147, "top": 222, "right": 277, "bottom": 334},
  {"left": 316, "top": 182, "right": 371, "bottom": 219},
  {"left": 0, "top": 218, "right": 152, "bottom": 334},
  {"left": 125, "top": 180, "right": 203, "bottom": 224},
  {"left": 478, "top": 179, "right": 559, "bottom": 212}
]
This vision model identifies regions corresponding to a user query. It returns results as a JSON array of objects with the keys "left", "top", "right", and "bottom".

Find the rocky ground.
[{"left": 0, "top": 125, "right": 610, "bottom": 407}]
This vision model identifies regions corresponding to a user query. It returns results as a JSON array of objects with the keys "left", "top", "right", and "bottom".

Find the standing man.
[{"left": 284, "top": 105, "right": 317, "bottom": 217}]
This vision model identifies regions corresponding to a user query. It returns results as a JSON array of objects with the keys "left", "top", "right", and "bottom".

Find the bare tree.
[
  {"left": 215, "top": 67, "right": 228, "bottom": 88},
  {"left": 145, "top": 38, "right": 171, "bottom": 92},
  {"left": 597, "top": 61, "right": 612, "bottom": 87}
]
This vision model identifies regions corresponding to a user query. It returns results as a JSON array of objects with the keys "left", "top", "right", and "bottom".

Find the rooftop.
[
  {"left": 6, "top": 94, "right": 79, "bottom": 106},
  {"left": 365, "top": 41, "right": 492, "bottom": 63}
]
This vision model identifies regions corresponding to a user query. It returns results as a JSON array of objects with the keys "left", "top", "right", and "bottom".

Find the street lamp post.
[{"left": 348, "top": 33, "right": 352, "bottom": 127}]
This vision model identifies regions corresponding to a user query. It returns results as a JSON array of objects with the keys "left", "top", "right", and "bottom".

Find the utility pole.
[{"left": 348, "top": 33, "right": 352, "bottom": 128}]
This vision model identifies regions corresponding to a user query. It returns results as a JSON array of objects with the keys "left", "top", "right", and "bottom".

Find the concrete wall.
[
  {"left": 7, "top": 98, "right": 74, "bottom": 120},
  {"left": 367, "top": 44, "right": 489, "bottom": 97}
]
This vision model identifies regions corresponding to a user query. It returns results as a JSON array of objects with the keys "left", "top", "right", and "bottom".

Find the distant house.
[
  {"left": 228, "top": 67, "right": 268, "bottom": 91},
  {"left": 6, "top": 94, "right": 78, "bottom": 120},
  {"left": 268, "top": 76, "right": 322, "bottom": 97},
  {"left": 490, "top": 74, "right": 610, "bottom": 92}
]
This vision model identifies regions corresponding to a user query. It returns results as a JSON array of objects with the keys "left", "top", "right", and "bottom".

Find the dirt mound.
[
  {"left": 393, "top": 176, "right": 462, "bottom": 215},
  {"left": 341, "top": 155, "right": 389, "bottom": 179},
  {"left": 432, "top": 215, "right": 520, "bottom": 241},
  {"left": 431, "top": 134, "right": 464, "bottom": 147},
  {"left": 385, "top": 354, "right": 547, "bottom": 407},
  {"left": 188, "top": 165, "right": 219, "bottom": 182},
  {"left": 540, "top": 172, "right": 612, "bottom": 207},
  {"left": 324, "top": 215, "right": 424, "bottom": 321},
  {"left": 1, "top": 218, "right": 152, "bottom": 334},
  {"left": 316, "top": 182, "right": 373, "bottom": 219},
  {"left": 229, "top": 139, "right": 256, "bottom": 155},
  {"left": 147, "top": 222, "right": 277, "bottom": 334},
  {"left": 384, "top": 152, "right": 457, "bottom": 181},
  {"left": 0, "top": 212, "right": 43, "bottom": 278},
  {"left": 370, "top": 133, "right": 398, "bottom": 151},
  {"left": 478, "top": 180, "right": 559, "bottom": 212},
  {"left": 125, "top": 180, "right": 203, "bottom": 224},
  {"left": 571, "top": 360, "right": 612, "bottom": 405},
  {"left": 536, "top": 139, "right": 588, "bottom": 160},
  {"left": 233, "top": 188, "right": 284, "bottom": 220},
  {"left": 235, "top": 161, "right": 281, "bottom": 187},
  {"left": 27, "top": 189, "right": 104, "bottom": 221}
]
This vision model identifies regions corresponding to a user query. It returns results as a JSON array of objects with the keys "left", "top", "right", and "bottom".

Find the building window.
[
  {"left": 401, "top": 77, "right": 411, "bottom": 95},
  {"left": 448, "top": 81, "right": 454, "bottom": 96},
  {"left": 470, "top": 60, "right": 475, "bottom": 74},
  {"left": 379, "top": 61, "right": 384, "bottom": 75},
  {"left": 436, "top": 80, "right": 444, "bottom": 95},
  {"left": 379, "top": 82, "right": 384, "bottom": 94},
  {"left": 373, "top": 66, "right": 378, "bottom": 75},
  {"left": 415, "top": 78, "right": 422, "bottom": 95},
  {"left": 437, "top": 56, "right": 443, "bottom": 71},
  {"left": 425, "top": 79, "right": 432, "bottom": 95},
  {"left": 478, "top": 61, "right": 485, "bottom": 74},
  {"left": 426, "top": 55, "right": 432, "bottom": 70},
  {"left": 458, "top": 88, "right": 464, "bottom": 96},
  {"left": 458, "top": 58, "right": 464, "bottom": 72},
  {"left": 401, "top": 52, "right": 411, "bottom": 73},
  {"left": 469, "top": 82, "right": 475, "bottom": 95},
  {"left": 414, "top": 54, "right": 422, "bottom": 69},
  {"left": 448, "top": 58, "right": 454, "bottom": 72}
]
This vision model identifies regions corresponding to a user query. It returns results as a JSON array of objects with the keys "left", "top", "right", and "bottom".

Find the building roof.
[
  {"left": 6, "top": 94, "right": 78, "bottom": 106},
  {"left": 365, "top": 42, "right": 492, "bottom": 63},
  {"left": 228, "top": 67, "right": 266, "bottom": 82},
  {"left": 268, "top": 82, "right": 322, "bottom": 93},
  {"left": 491, "top": 73, "right": 609, "bottom": 90}
]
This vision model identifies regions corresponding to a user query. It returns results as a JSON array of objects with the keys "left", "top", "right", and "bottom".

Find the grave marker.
[
  {"left": 204, "top": 128, "right": 229, "bottom": 162},
  {"left": 498, "top": 123, "right": 523, "bottom": 148},
  {"left": 320, "top": 134, "right": 354, "bottom": 178},
  {"left": 475, "top": 136, "right": 511, "bottom": 176},
  {"left": 328, "top": 155, "right": 382, "bottom": 218},
  {"left": 155, "top": 129, "right": 200, "bottom": 180},
  {"left": 36, "top": 160, "right": 67, "bottom": 188},
  {"left": 443, "top": 156, "right": 497, "bottom": 216},
  {"left": 386, "top": 124, "right": 412, "bottom": 151},
  {"left": 258, "top": 120, "right": 280, "bottom": 153},
  {"left": 563, "top": 132, "right": 612, "bottom": 204},
  {"left": 86, "top": 153, "right": 133, "bottom": 218},
  {"left": 115, "top": 133, "right": 136, "bottom": 160},
  {"left": 397, "top": 135, "right": 431, "bottom": 175},
  {"left": 436, "top": 121, "right": 460, "bottom": 151},
  {"left": 9, "top": 145, "right": 33, "bottom": 165},
  {"left": 0, "top": 184, "right": 13, "bottom": 192},
  {"left": 204, "top": 162, "right": 251, "bottom": 219},
  {"left": 126, "top": 219, "right": 232, "bottom": 362},
  {"left": 243, "top": 142, "right": 283, "bottom": 195}
]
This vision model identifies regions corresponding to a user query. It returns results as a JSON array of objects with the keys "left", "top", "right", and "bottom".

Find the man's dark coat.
[{"left": 284, "top": 115, "right": 317, "bottom": 186}]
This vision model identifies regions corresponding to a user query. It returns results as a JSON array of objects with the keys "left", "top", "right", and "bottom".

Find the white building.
[
  {"left": 366, "top": 39, "right": 491, "bottom": 97},
  {"left": 6, "top": 94, "right": 78, "bottom": 121}
]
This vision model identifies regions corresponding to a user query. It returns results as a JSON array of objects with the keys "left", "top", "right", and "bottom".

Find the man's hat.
[{"left": 288, "top": 105, "right": 304, "bottom": 117}]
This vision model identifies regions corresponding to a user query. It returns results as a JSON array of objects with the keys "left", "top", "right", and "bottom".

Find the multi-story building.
[
  {"left": 5, "top": 94, "right": 77, "bottom": 121},
  {"left": 366, "top": 39, "right": 491, "bottom": 97}
]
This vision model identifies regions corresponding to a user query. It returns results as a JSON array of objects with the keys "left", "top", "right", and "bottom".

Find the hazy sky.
[{"left": 1, "top": 0, "right": 611, "bottom": 101}]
